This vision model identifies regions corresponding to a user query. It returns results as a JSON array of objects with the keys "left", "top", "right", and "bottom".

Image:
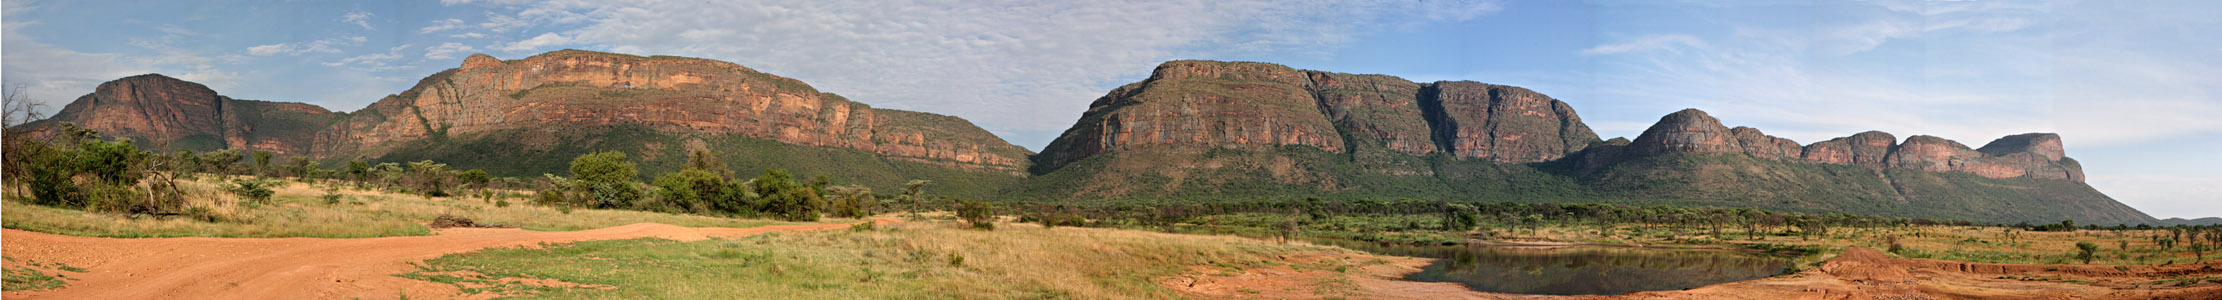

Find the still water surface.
[{"left": 1331, "top": 241, "right": 1791, "bottom": 295}]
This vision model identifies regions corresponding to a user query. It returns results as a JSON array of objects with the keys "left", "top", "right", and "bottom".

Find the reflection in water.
[{"left": 1328, "top": 241, "right": 1790, "bottom": 295}]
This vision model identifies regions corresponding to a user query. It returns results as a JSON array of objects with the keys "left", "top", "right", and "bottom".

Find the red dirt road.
[{"left": 1, "top": 220, "right": 884, "bottom": 300}]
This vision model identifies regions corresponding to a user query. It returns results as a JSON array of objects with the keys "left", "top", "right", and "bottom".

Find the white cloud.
[
  {"left": 243, "top": 35, "right": 365, "bottom": 56},
  {"left": 424, "top": 42, "right": 478, "bottom": 60},
  {"left": 497, "top": 32, "right": 571, "bottom": 52},
  {"left": 451, "top": 32, "right": 487, "bottom": 39},
  {"left": 1581, "top": 34, "right": 1704, "bottom": 55},
  {"left": 419, "top": 18, "right": 467, "bottom": 34},
  {"left": 324, "top": 44, "right": 413, "bottom": 72},
  {"left": 467, "top": 0, "right": 1504, "bottom": 148},
  {"left": 342, "top": 10, "right": 375, "bottom": 30},
  {"left": 3, "top": 10, "right": 237, "bottom": 114}
]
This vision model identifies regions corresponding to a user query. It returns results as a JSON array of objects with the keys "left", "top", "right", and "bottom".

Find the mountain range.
[{"left": 16, "top": 50, "right": 2156, "bottom": 225}]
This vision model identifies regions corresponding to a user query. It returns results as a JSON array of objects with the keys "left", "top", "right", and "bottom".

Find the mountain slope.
[
  {"left": 25, "top": 50, "right": 1033, "bottom": 197},
  {"left": 1014, "top": 60, "right": 1600, "bottom": 203},
  {"left": 1022, "top": 61, "right": 2153, "bottom": 225}
]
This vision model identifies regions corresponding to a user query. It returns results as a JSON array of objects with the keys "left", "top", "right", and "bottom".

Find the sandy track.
[{"left": 2, "top": 219, "right": 886, "bottom": 300}]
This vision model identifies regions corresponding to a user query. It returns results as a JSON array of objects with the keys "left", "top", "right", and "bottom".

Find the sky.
[{"left": 4, "top": 0, "right": 2217, "bottom": 218}]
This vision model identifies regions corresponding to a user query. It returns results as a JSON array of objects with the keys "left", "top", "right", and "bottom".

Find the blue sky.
[{"left": 5, "top": 0, "right": 2217, "bottom": 218}]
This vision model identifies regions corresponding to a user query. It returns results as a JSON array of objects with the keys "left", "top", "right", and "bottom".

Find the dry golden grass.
[
  {"left": 2, "top": 175, "right": 776, "bottom": 238},
  {"left": 404, "top": 219, "right": 1343, "bottom": 299}
]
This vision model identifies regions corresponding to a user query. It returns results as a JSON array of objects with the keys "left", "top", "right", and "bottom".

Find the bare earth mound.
[
  {"left": 1, "top": 220, "right": 885, "bottom": 299},
  {"left": 1167, "top": 247, "right": 2222, "bottom": 299}
]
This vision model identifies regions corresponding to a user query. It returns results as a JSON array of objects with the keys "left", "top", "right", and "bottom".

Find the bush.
[
  {"left": 754, "top": 169, "right": 822, "bottom": 222},
  {"left": 569, "top": 152, "right": 640, "bottom": 208},
  {"left": 2076, "top": 241, "right": 2100, "bottom": 264},
  {"left": 826, "top": 185, "right": 875, "bottom": 219},
  {"left": 321, "top": 185, "right": 345, "bottom": 205},
  {"left": 956, "top": 198, "right": 995, "bottom": 230},
  {"left": 230, "top": 179, "right": 276, "bottom": 204}
]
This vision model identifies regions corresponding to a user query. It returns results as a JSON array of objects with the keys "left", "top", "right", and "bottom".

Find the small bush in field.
[
  {"left": 321, "top": 185, "right": 344, "bottom": 205},
  {"left": 955, "top": 198, "right": 994, "bottom": 230},
  {"left": 229, "top": 179, "right": 275, "bottom": 204}
]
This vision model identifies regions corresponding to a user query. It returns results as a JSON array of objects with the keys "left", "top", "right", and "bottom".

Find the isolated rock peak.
[
  {"left": 1629, "top": 108, "right": 1741, "bottom": 154},
  {"left": 461, "top": 53, "right": 502, "bottom": 70}
]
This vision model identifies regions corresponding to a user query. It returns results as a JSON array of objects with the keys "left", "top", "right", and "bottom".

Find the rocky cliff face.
[
  {"left": 313, "top": 50, "right": 1029, "bottom": 173},
  {"left": 33, "top": 74, "right": 343, "bottom": 154},
  {"left": 1034, "top": 60, "right": 1598, "bottom": 172},
  {"left": 31, "top": 50, "right": 1031, "bottom": 175},
  {"left": 1623, "top": 108, "right": 2086, "bottom": 182}
]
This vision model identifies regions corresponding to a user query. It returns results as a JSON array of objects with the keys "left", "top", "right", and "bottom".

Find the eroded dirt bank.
[{"left": 1165, "top": 247, "right": 2222, "bottom": 299}]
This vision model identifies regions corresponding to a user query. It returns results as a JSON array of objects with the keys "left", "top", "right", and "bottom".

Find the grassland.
[
  {"left": 402, "top": 220, "right": 1354, "bottom": 299},
  {"left": 1, "top": 175, "right": 774, "bottom": 238}
]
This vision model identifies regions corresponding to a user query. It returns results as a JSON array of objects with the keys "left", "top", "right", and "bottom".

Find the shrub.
[
  {"left": 652, "top": 169, "right": 729, "bottom": 213},
  {"left": 321, "top": 185, "right": 344, "bottom": 205},
  {"left": 955, "top": 198, "right": 995, "bottom": 230},
  {"left": 826, "top": 185, "right": 875, "bottom": 219},
  {"left": 569, "top": 152, "right": 639, "bottom": 208},
  {"left": 754, "top": 169, "right": 821, "bottom": 222},
  {"left": 229, "top": 179, "right": 276, "bottom": 204},
  {"left": 2076, "top": 241, "right": 2100, "bottom": 264}
]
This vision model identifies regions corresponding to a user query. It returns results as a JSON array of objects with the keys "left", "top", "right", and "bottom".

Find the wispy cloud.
[
  {"left": 342, "top": 10, "right": 374, "bottom": 30},
  {"left": 496, "top": 32, "right": 571, "bottom": 52},
  {"left": 246, "top": 36, "right": 366, "bottom": 56},
  {"left": 418, "top": 18, "right": 466, "bottom": 34},
  {"left": 323, "top": 44, "right": 413, "bottom": 72},
  {"left": 423, "top": 42, "right": 478, "bottom": 60},
  {"left": 1581, "top": 34, "right": 1704, "bottom": 55}
]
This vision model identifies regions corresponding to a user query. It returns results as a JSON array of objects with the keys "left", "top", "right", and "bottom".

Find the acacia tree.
[
  {"left": 251, "top": 151, "right": 274, "bottom": 177},
  {"left": 955, "top": 198, "right": 995, "bottom": 230},
  {"left": 198, "top": 149, "right": 243, "bottom": 175},
  {"left": 901, "top": 180, "right": 930, "bottom": 219},
  {"left": 345, "top": 160, "right": 370, "bottom": 187},
  {"left": 458, "top": 169, "right": 491, "bottom": 199},
  {"left": 826, "top": 185, "right": 875, "bottom": 219},
  {"left": 285, "top": 156, "right": 314, "bottom": 179},
  {"left": 404, "top": 160, "right": 453, "bottom": 198}
]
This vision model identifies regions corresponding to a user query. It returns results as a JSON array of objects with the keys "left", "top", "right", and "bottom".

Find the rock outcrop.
[
  {"left": 1628, "top": 109, "right": 1742, "bottom": 154},
  {"left": 29, "top": 50, "right": 1032, "bottom": 175},
  {"left": 313, "top": 50, "right": 1029, "bottom": 172},
  {"left": 1619, "top": 108, "right": 2087, "bottom": 183},
  {"left": 31, "top": 74, "right": 344, "bottom": 154},
  {"left": 1034, "top": 60, "right": 1599, "bottom": 171}
]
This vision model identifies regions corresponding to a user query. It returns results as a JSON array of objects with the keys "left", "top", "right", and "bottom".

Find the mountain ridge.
[
  {"left": 18, "top": 55, "right": 2156, "bottom": 225},
  {"left": 1018, "top": 60, "right": 2151, "bottom": 225}
]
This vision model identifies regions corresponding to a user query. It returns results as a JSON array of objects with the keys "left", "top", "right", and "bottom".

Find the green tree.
[
  {"left": 285, "top": 156, "right": 313, "bottom": 178},
  {"left": 684, "top": 147, "right": 731, "bottom": 179},
  {"left": 2075, "top": 241, "right": 2100, "bottom": 264},
  {"left": 901, "top": 180, "right": 931, "bottom": 219},
  {"left": 651, "top": 169, "right": 725, "bottom": 213},
  {"left": 458, "top": 169, "right": 492, "bottom": 199},
  {"left": 198, "top": 149, "right": 242, "bottom": 175},
  {"left": 251, "top": 150, "right": 273, "bottom": 176},
  {"left": 346, "top": 160, "right": 371, "bottom": 186},
  {"left": 955, "top": 198, "right": 995, "bottom": 230},
  {"left": 405, "top": 160, "right": 454, "bottom": 198},
  {"left": 826, "top": 185, "right": 875, "bottom": 219},
  {"left": 569, "top": 151, "right": 640, "bottom": 208},
  {"left": 753, "top": 169, "right": 820, "bottom": 221}
]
